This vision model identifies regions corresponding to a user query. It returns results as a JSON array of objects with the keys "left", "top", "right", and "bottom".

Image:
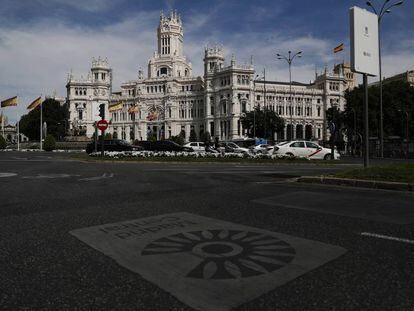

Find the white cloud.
[{"left": 1, "top": 9, "right": 413, "bottom": 124}]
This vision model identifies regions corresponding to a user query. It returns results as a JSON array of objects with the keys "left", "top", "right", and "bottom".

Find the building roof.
[{"left": 255, "top": 80, "right": 310, "bottom": 87}]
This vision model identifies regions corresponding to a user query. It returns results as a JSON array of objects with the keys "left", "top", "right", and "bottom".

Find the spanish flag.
[
  {"left": 1, "top": 96, "right": 18, "bottom": 108},
  {"left": 27, "top": 97, "right": 42, "bottom": 110},
  {"left": 128, "top": 105, "right": 139, "bottom": 114},
  {"left": 334, "top": 43, "right": 344, "bottom": 53},
  {"left": 108, "top": 102, "right": 123, "bottom": 112}
]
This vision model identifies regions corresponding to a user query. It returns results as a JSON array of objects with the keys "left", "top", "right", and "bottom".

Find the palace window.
[{"left": 160, "top": 67, "right": 168, "bottom": 75}]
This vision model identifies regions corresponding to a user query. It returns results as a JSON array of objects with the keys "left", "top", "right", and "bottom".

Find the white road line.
[
  {"left": 360, "top": 232, "right": 414, "bottom": 244},
  {"left": 78, "top": 173, "right": 114, "bottom": 181},
  {"left": 0, "top": 173, "right": 17, "bottom": 178}
]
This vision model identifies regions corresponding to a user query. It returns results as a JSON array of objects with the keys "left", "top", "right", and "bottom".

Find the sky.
[{"left": 1, "top": 0, "right": 413, "bottom": 123}]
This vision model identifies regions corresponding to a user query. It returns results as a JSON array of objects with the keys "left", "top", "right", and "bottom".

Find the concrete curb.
[{"left": 298, "top": 176, "right": 414, "bottom": 192}]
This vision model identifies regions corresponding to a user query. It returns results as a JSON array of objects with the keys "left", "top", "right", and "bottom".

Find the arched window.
[
  {"left": 185, "top": 69, "right": 189, "bottom": 77},
  {"left": 160, "top": 67, "right": 168, "bottom": 76}
]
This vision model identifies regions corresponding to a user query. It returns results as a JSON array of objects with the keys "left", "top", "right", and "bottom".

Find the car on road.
[
  {"left": 86, "top": 139, "right": 143, "bottom": 154},
  {"left": 273, "top": 140, "right": 340, "bottom": 160},
  {"left": 135, "top": 140, "right": 194, "bottom": 152},
  {"left": 184, "top": 142, "right": 207, "bottom": 152},
  {"left": 218, "top": 142, "right": 249, "bottom": 154},
  {"left": 249, "top": 144, "right": 274, "bottom": 154}
]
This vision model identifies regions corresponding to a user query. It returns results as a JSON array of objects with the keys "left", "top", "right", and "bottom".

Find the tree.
[
  {"left": 344, "top": 81, "right": 414, "bottom": 141},
  {"left": 43, "top": 134, "right": 56, "bottom": 151},
  {"left": 0, "top": 135, "right": 6, "bottom": 149},
  {"left": 170, "top": 134, "right": 184, "bottom": 145},
  {"left": 189, "top": 129, "right": 198, "bottom": 142},
  {"left": 240, "top": 107, "right": 285, "bottom": 139},
  {"left": 19, "top": 98, "right": 68, "bottom": 141},
  {"left": 200, "top": 131, "right": 211, "bottom": 144}
]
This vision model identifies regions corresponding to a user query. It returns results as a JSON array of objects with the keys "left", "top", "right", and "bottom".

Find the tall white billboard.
[{"left": 350, "top": 6, "right": 379, "bottom": 77}]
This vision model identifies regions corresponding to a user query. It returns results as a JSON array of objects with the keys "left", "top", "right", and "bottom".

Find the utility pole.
[
  {"left": 277, "top": 50, "right": 302, "bottom": 141},
  {"left": 367, "top": 0, "right": 405, "bottom": 158}
]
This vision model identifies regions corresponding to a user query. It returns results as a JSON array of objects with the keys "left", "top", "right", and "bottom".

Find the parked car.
[
  {"left": 135, "top": 140, "right": 193, "bottom": 152},
  {"left": 273, "top": 140, "right": 340, "bottom": 160},
  {"left": 249, "top": 144, "right": 273, "bottom": 154},
  {"left": 184, "top": 142, "right": 206, "bottom": 152},
  {"left": 86, "top": 139, "right": 143, "bottom": 154},
  {"left": 218, "top": 142, "right": 249, "bottom": 154}
]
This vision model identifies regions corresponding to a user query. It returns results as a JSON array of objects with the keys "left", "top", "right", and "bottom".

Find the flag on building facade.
[
  {"left": 128, "top": 105, "right": 139, "bottom": 114},
  {"left": 1, "top": 96, "right": 18, "bottom": 107},
  {"left": 334, "top": 43, "right": 344, "bottom": 53},
  {"left": 108, "top": 102, "right": 123, "bottom": 112},
  {"left": 27, "top": 97, "right": 42, "bottom": 110}
]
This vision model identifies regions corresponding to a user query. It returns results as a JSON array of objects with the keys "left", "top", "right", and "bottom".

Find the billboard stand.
[
  {"left": 350, "top": 6, "right": 379, "bottom": 168},
  {"left": 363, "top": 74, "right": 369, "bottom": 168}
]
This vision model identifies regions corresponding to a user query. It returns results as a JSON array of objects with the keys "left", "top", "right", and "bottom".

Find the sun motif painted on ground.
[{"left": 141, "top": 230, "right": 296, "bottom": 279}]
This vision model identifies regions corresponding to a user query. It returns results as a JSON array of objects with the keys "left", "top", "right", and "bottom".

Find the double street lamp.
[
  {"left": 253, "top": 70, "right": 266, "bottom": 139},
  {"left": 366, "top": 0, "right": 404, "bottom": 158},
  {"left": 276, "top": 50, "right": 302, "bottom": 140}
]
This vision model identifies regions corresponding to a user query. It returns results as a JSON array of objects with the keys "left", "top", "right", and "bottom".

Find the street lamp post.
[
  {"left": 277, "top": 50, "right": 302, "bottom": 141},
  {"left": 253, "top": 73, "right": 265, "bottom": 139},
  {"left": 366, "top": 0, "right": 404, "bottom": 158}
]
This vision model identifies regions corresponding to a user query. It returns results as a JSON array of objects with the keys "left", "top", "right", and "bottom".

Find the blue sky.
[{"left": 1, "top": 0, "right": 413, "bottom": 123}]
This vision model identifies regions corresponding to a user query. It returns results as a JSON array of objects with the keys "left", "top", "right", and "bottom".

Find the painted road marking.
[
  {"left": 361, "top": 232, "right": 414, "bottom": 244},
  {"left": 0, "top": 173, "right": 17, "bottom": 178},
  {"left": 253, "top": 191, "right": 414, "bottom": 225},
  {"left": 70, "top": 212, "right": 346, "bottom": 311},
  {"left": 78, "top": 173, "right": 114, "bottom": 181},
  {"left": 22, "top": 174, "right": 80, "bottom": 179}
]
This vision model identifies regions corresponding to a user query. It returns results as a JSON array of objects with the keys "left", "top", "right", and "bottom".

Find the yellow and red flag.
[
  {"left": 1, "top": 96, "right": 18, "bottom": 108},
  {"left": 27, "top": 97, "right": 42, "bottom": 110},
  {"left": 128, "top": 105, "right": 139, "bottom": 114},
  {"left": 334, "top": 43, "right": 344, "bottom": 54},
  {"left": 108, "top": 102, "right": 123, "bottom": 112}
]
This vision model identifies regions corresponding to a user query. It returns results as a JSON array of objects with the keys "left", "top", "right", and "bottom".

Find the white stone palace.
[{"left": 66, "top": 10, "right": 356, "bottom": 142}]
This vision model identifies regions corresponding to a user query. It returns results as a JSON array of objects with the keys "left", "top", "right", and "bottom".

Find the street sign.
[
  {"left": 350, "top": 6, "right": 379, "bottom": 77},
  {"left": 97, "top": 119, "right": 108, "bottom": 131}
]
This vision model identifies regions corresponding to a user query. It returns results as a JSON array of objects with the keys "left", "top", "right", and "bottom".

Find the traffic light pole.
[
  {"left": 101, "top": 129, "right": 105, "bottom": 157},
  {"left": 99, "top": 103, "right": 105, "bottom": 157},
  {"left": 94, "top": 122, "right": 98, "bottom": 153}
]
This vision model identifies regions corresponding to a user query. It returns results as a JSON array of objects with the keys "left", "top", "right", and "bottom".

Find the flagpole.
[
  {"left": 40, "top": 97, "right": 43, "bottom": 151},
  {"left": 17, "top": 115, "right": 20, "bottom": 151},
  {"left": 1, "top": 108, "right": 4, "bottom": 138},
  {"left": 17, "top": 95, "right": 20, "bottom": 151}
]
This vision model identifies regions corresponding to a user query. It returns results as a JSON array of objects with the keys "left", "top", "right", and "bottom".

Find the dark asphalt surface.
[{"left": 0, "top": 151, "right": 413, "bottom": 311}]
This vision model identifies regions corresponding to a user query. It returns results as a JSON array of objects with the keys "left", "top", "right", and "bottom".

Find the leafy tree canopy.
[
  {"left": 19, "top": 98, "right": 68, "bottom": 141},
  {"left": 343, "top": 81, "right": 414, "bottom": 140},
  {"left": 240, "top": 107, "right": 285, "bottom": 139}
]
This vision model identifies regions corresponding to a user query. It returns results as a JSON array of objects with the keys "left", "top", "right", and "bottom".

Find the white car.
[
  {"left": 250, "top": 144, "right": 274, "bottom": 154},
  {"left": 273, "top": 141, "right": 340, "bottom": 160},
  {"left": 184, "top": 142, "right": 206, "bottom": 152},
  {"left": 219, "top": 142, "right": 249, "bottom": 154}
]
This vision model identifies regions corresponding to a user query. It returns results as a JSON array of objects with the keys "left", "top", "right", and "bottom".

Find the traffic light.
[{"left": 99, "top": 104, "right": 105, "bottom": 119}]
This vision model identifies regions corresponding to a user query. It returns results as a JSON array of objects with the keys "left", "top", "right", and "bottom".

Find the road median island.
[
  {"left": 298, "top": 163, "right": 414, "bottom": 191},
  {"left": 70, "top": 151, "right": 347, "bottom": 165}
]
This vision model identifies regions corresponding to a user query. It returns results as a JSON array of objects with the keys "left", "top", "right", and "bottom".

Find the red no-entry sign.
[{"left": 97, "top": 119, "right": 109, "bottom": 131}]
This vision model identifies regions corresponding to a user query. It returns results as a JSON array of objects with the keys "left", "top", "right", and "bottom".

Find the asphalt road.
[{"left": 0, "top": 151, "right": 413, "bottom": 311}]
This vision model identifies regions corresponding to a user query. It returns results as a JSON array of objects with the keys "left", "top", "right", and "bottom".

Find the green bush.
[
  {"left": 170, "top": 135, "right": 184, "bottom": 145},
  {"left": 0, "top": 135, "right": 6, "bottom": 149},
  {"left": 43, "top": 134, "right": 56, "bottom": 151}
]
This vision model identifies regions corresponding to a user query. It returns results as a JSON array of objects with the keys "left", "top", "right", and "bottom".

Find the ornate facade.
[{"left": 66, "top": 10, "right": 355, "bottom": 142}]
